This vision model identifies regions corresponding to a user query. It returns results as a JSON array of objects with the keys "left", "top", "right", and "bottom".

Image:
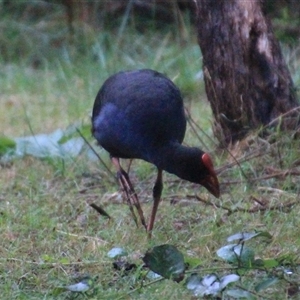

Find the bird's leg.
[
  {"left": 111, "top": 157, "right": 147, "bottom": 230},
  {"left": 111, "top": 157, "right": 138, "bottom": 226},
  {"left": 147, "top": 169, "right": 163, "bottom": 238},
  {"left": 117, "top": 171, "right": 139, "bottom": 227},
  {"left": 119, "top": 170, "right": 147, "bottom": 229}
]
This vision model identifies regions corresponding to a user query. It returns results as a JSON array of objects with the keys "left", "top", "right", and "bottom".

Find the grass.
[{"left": 1, "top": 7, "right": 300, "bottom": 299}]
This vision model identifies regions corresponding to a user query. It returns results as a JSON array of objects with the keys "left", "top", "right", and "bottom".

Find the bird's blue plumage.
[{"left": 92, "top": 69, "right": 186, "bottom": 162}]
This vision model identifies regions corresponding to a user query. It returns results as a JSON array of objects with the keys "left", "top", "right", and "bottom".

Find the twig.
[
  {"left": 187, "top": 194, "right": 299, "bottom": 215},
  {"left": 263, "top": 106, "right": 300, "bottom": 129},
  {"left": 187, "top": 195, "right": 233, "bottom": 213},
  {"left": 123, "top": 277, "right": 165, "bottom": 298},
  {"left": 0, "top": 257, "right": 103, "bottom": 266},
  {"left": 185, "top": 108, "right": 212, "bottom": 151},
  {"left": 257, "top": 186, "right": 298, "bottom": 196},
  {"left": 222, "top": 169, "right": 300, "bottom": 185},
  {"left": 89, "top": 203, "right": 111, "bottom": 219},
  {"left": 56, "top": 229, "right": 108, "bottom": 244},
  {"left": 186, "top": 108, "right": 249, "bottom": 180},
  {"left": 185, "top": 107, "right": 260, "bottom": 181},
  {"left": 216, "top": 150, "right": 264, "bottom": 174},
  {"left": 75, "top": 127, "right": 114, "bottom": 178},
  {"left": 235, "top": 284, "right": 274, "bottom": 300},
  {"left": 249, "top": 195, "right": 265, "bottom": 206}
]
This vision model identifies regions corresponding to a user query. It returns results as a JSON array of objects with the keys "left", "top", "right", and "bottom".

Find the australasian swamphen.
[{"left": 92, "top": 69, "right": 220, "bottom": 235}]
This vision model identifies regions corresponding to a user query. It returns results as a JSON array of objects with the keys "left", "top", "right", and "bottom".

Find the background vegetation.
[{"left": 0, "top": 1, "right": 300, "bottom": 299}]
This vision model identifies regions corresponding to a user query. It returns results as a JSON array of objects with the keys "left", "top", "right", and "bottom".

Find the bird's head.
[{"left": 153, "top": 146, "right": 220, "bottom": 198}]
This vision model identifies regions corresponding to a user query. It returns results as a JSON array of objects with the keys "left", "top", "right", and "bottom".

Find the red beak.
[
  {"left": 201, "top": 153, "right": 220, "bottom": 198},
  {"left": 200, "top": 173, "right": 220, "bottom": 198}
]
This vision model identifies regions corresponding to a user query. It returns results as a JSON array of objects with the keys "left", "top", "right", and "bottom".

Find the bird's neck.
[{"left": 148, "top": 143, "right": 204, "bottom": 183}]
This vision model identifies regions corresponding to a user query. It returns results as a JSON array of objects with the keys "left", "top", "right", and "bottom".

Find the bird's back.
[{"left": 92, "top": 69, "right": 186, "bottom": 160}]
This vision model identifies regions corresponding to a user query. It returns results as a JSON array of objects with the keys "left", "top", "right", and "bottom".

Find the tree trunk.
[{"left": 195, "top": 0, "right": 299, "bottom": 145}]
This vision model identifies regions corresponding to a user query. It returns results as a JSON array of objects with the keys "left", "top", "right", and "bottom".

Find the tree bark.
[{"left": 195, "top": 0, "right": 299, "bottom": 145}]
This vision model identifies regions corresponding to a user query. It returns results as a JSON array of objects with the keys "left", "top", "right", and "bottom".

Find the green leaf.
[
  {"left": 184, "top": 256, "right": 202, "bottom": 269},
  {"left": 186, "top": 273, "right": 202, "bottom": 290},
  {"left": 58, "top": 124, "right": 91, "bottom": 144},
  {"left": 254, "top": 231, "right": 272, "bottom": 240},
  {"left": 186, "top": 273, "right": 219, "bottom": 297},
  {"left": 186, "top": 273, "right": 239, "bottom": 297},
  {"left": 5, "top": 128, "right": 86, "bottom": 160},
  {"left": 220, "top": 274, "right": 240, "bottom": 289},
  {"left": 52, "top": 277, "right": 94, "bottom": 296},
  {"left": 216, "top": 244, "right": 255, "bottom": 267},
  {"left": 41, "top": 254, "right": 54, "bottom": 262},
  {"left": 143, "top": 244, "right": 185, "bottom": 282},
  {"left": 59, "top": 257, "right": 70, "bottom": 264},
  {"left": 107, "top": 247, "right": 127, "bottom": 258},
  {"left": 0, "top": 135, "right": 16, "bottom": 156},
  {"left": 146, "top": 270, "right": 162, "bottom": 280},
  {"left": 227, "top": 233, "right": 256, "bottom": 242},
  {"left": 226, "top": 289, "right": 256, "bottom": 299},
  {"left": 255, "top": 277, "right": 279, "bottom": 292},
  {"left": 262, "top": 259, "right": 279, "bottom": 268},
  {"left": 66, "top": 281, "right": 90, "bottom": 292},
  {"left": 227, "top": 231, "right": 272, "bottom": 243}
]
